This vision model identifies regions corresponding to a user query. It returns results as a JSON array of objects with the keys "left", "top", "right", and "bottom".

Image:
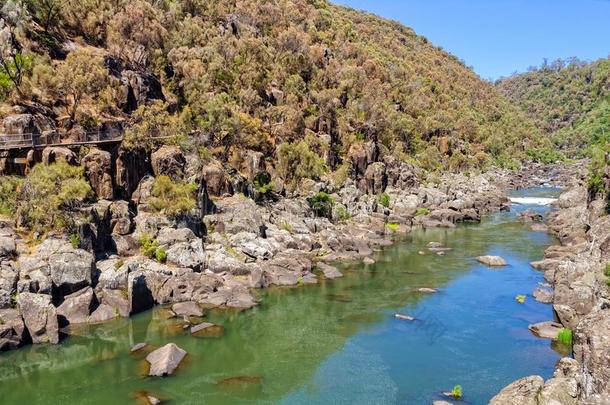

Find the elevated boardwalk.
[{"left": 0, "top": 131, "right": 124, "bottom": 151}]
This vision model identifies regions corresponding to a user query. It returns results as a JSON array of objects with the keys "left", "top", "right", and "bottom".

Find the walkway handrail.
[{"left": 0, "top": 130, "right": 124, "bottom": 151}]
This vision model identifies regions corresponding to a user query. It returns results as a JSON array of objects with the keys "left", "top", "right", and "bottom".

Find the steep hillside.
[
  {"left": 0, "top": 0, "right": 542, "bottom": 177},
  {"left": 498, "top": 58, "right": 610, "bottom": 154}
]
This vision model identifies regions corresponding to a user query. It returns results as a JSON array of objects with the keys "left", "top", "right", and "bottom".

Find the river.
[{"left": 0, "top": 188, "right": 564, "bottom": 404}]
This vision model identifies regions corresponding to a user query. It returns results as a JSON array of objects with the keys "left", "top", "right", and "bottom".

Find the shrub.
[
  {"left": 307, "top": 192, "right": 334, "bottom": 219},
  {"left": 451, "top": 385, "right": 463, "bottom": 399},
  {"left": 69, "top": 233, "right": 81, "bottom": 249},
  {"left": 148, "top": 175, "right": 197, "bottom": 217},
  {"left": 526, "top": 147, "right": 565, "bottom": 164},
  {"left": 557, "top": 328, "right": 573, "bottom": 347},
  {"left": 155, "top": 248, "right": 167, "bottom": 263},
  {"left": 254, "top": 171, "right": 274, "bottom": 194},
  {"left": 415, "top": 208, "right": 430, "bottom": 217},
  {"left": 280, "top": 221, "right": 293, "bottom": 233},
  {"left": 16, "top": 161, "right": 92, "bottom": 233},
  {"left": 335, "top": 205, "right": 351, "bottom": 222},
  {"left": 0, "top": 176, "right": 23, "bottom": 216},
  {"left": 139, "top": 234, "right": 159, "bottom": 259},
  {"left": 277, "top": 141, "right": 326, "bottom": 188},
  {"left": 385, "top": 222, "right": 399, "bottom": 233},
  {"left": 604, "top": 263, "right": 610, "bottom": 277},
  {"left": 139, "top": 233, "right": 167, "bottom": 263},
  {"left": 378, "top": 193, "right": 391, "bottom": 208}
]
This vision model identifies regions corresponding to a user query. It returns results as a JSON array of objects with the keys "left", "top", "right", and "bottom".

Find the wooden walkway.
[{"left": 0, "top": 131, "right": 124, "bottom": 151}]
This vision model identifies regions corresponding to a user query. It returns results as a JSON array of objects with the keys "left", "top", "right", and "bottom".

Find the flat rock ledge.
[
  {"left": 146, "top": 343, "right": 187, "bottom": 377},
  {"left": 476, "top": 255, "right": 507, "bottom": 267}
]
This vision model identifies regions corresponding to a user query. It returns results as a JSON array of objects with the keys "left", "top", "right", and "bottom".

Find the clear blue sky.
[{"left": 332, "top": 0, "right": 610, "bottom": 80}]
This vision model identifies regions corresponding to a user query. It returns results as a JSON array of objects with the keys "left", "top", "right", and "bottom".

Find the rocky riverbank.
[
  {"left": 490, "top": 167, "right": 610, "bottom": 404},
  {"left": 1, "top": 143, "right": 551, "bottom": 353}
]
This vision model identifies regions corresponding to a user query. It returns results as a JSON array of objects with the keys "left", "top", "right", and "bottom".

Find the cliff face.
[{"left": 0, "top": 0, "right": 545, "bottom": 180}]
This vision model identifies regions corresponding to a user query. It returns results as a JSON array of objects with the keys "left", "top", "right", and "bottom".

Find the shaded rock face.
[
  {"left": 202, "top": 160, "right": 233, "bottom": 197},
  {"left": 56, "top": 287, "right": 95, "bottom": 326},
  {"left": 41, "top": 147, "right": 78, "bottom": 166},
  {"left": 146, "top": 343, "right": 187, "bottom": 377},
  {"left": 110, "top": 200, "right": 135, "bottom": 236},
  {"left": 0, "top": 261, "right": 18, "bottom": 308},
  {"left": 17, "top": 292, "right": 59, "bottom": 344},
  {"left": 120, "top": 70, "right": 165, "bottom": 113},
  {"left": 151, "top": 146, "right": 185, "bottom": 180},
  {"left": 489, "top": 375, "right": 544, "bottom": 405},
  {"left": 574, "top": 310, "right": 610, "bottom": 396},
  {"left": 363, "top": 162, "right": 387, "bottom": 195},
  {"left": 115, "top": 149, "right": 150, "bottom": 200},
  {"left": 82, "top": 149, "right": 114, "bottom": 199}
]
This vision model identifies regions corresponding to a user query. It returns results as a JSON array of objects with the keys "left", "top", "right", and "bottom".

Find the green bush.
[
  {"left": 451, "top": 385, "right": 463, "bottom": 399},
  {"left": 525, "top": 147, "right": 565, "bottom": 164},
  {"left": 557, "top": 328, "right": 573, "bottom": 347},
  {"left": 139, "top": 234, "right": 167, "bottom": 263},
  {"left": 16, "top": 161, "right": 92, "bottom": 233},
  {"left": 69, "top": 233, "right": 81, "bottom": 249},
  {"left": 0, "top": 176, "right": 23, "bottom": 216},
  {"left": 277, "top": 141, "right": 326, "bottom": 188},
  {"left": 307, "top": 192, "right": 334, "bottom": 219},
  {"left": 254, "top": 172, "right": 274, "bottom": 194},
  {"left": 385, "top": 223, "right": 399, "bottom": 233},
  {"left": 378, "top": 193, "right": 391, "bottom": 208},
  {"left": 415, "top": 208, "right": 430, "bottom": 217},
  {"left": 148, "top": 175, "right": 197, "bottom": 217},
  {"left": 155, "top": 248, "right": 167, "bottom": 263}
]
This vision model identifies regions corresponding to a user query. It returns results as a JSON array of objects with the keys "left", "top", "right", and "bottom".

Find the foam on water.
[{"left": 510, "top": 197, "right": 557, "bottom": 206}]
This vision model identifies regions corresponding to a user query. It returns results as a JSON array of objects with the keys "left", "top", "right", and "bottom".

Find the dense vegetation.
[
  {"left": 0, "top": 0, "right": 547, "bottom": 181},
  {"left": 498, "top": 58, "right": 610, "bottom": 155}
]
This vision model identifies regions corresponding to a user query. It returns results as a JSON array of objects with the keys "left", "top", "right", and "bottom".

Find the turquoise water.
[{"left": 0, "top": 189, "right": 562, "bottom": 404}]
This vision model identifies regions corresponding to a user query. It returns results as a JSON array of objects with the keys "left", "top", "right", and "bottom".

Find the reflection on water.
[{"left": 0, "top": 188, "right": 562, "bottom": 405}]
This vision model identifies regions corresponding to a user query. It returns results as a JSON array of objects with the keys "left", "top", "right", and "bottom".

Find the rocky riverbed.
[
  {"left": 490, "top": 167, "right": 610, "bottom": 404},
  {"left": 1, "top": 145, "right": 535, "bottom": 353},
  {"left": 0, "top": 145, "right": 593, "bottom": 403}
]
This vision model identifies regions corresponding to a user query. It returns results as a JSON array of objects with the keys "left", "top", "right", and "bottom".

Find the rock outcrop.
[{"left": 17, "top": 292, "right": 59, "bottom": 344}]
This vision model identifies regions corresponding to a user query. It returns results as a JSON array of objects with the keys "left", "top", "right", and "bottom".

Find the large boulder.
[
  {"left": 476, "top": 255, "right": 507, "bottom": 267},
  {"left": 489, "top": 376, "right": 544, "bottom": 405},
  {"left": 17, "top": 292, "right": 59, "bottom": 344},
  {"left": 205, "top": 196, "right": 265, "bottom": 236},
  {"left": 56, "top": 287, "right": 95, "bottom": 325},
  {"left": 17, "top": 239, "right": 94, "bottom": 295},
  {"left": 82, "top": 148, "right": 114, "bottom": 199},
  {"left": 156, "top": 227, "right": 206, "bottom": 270},
  {"left": 0, "top": 308, "right": 26, "bottom": 351},
  {"left": 146, "top": 343, "right": 187, "bottom": 377},
  {"left": 151, "top": 146, "right": 185, "bottom": 180}
]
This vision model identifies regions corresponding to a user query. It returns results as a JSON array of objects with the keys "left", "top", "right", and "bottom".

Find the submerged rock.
[
  {"left": 171, "top": 301, "right": 203, "bottom": 318},
  {"left": 417, "top": 287, "right": 438, "bottom": 294},
  {"left": 476, "top": 255, "right": 507, "bottom": 267},
  {"left": 394, "top": 314, "right": 415, "bottom": 321},
  {"left": 146, "top": 343, "right": 187, "bottom": 377},
  {"left": 316, "top": 263, "right": 343, "bottom": 279},
  {"left": 533, "top": 287, "right": 554, "bottom": 304}
]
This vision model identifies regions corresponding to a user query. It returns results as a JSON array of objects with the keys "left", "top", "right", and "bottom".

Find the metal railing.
[{"left": 0, "top": 130, "right": 124, "bottom": 151}]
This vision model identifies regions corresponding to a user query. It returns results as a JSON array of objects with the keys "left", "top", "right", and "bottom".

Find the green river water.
[{"left": 0, "top": 188, "right": 563, "bottom": 404}]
